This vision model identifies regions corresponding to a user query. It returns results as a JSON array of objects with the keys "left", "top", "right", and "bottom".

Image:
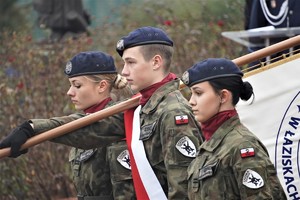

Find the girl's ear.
[
  {"left": 220, "top": 89, "right": 231, "bottom": 104},
  {"left": 98, "top": 80, "right": 108, "bottom": 93}
]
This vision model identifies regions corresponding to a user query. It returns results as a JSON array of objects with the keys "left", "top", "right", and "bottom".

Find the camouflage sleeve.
[
  {"left": 30, "top": 112, "right": 125, "bottom": 149},
  {"left": 232, "top": 139, "right": 286, "bottom": 199},
  {"left": 31, "top": 113, "right": 84, "bottom": 133},
  {"left": 160, "top": 108, "right": 202, "bottom": 199}
]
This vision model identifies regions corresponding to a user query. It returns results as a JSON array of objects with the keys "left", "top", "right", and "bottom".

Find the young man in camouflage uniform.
[
  {"left": 107, "top": 26, "right": 203, "bottom": 199},
  {"left": 0, "top": 27, "right": 203, "bottom": 199}
]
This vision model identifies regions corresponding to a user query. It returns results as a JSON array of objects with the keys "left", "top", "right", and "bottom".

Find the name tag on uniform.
[
  {"left": 198, "top": 160, "right": 219, "bottom": 180},
  {"left": 140, "top": 121, "right": 156, "bottom": 140},
  {"left": 79, "top": 149, "right": 96, "bottom": 162}
]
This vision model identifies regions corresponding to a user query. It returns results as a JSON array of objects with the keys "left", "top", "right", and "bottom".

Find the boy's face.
[{"left": 121, "top": 46, "right": 157, "bottom": 93}]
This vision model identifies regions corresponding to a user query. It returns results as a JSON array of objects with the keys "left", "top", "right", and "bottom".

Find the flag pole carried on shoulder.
[
  {"left": 0, "top": 96, "right": 140, "bottom": 159},
  {"left": 1, "top": 35, "right": 300, "bottom": 159}
]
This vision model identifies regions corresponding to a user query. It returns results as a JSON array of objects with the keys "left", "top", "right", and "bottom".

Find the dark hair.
[{"left": 209, "top": 76, "right": 253, "bottom": 105}]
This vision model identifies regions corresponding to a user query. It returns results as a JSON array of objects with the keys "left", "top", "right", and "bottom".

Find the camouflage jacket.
[
  {"left": 187, "top": 115, "right": 287, "bottom": 200},
  {"left": 32, "top": 100, "right": 118, "bottom": 197},
  {"left": 68, "top": 101, "right": 115, "bottom": 197},
  {"left": 69, "top": 147, "right": 112, "bottom": 197},
  {"left": 135, "top": 79, "right": 203, "bottom": 199},
  {"left": 31, "top": 79, "right": 203, "bottom": 199}
]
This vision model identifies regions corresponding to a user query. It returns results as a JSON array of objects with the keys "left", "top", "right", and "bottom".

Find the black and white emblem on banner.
[
  {"left": 175, "top": 136, "right": 196, "bottom": 157},
  {"left": 117, "top": 150, "right": 131, "bottom": 170}
]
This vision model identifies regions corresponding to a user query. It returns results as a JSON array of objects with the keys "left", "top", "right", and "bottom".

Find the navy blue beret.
[
  {"left": 181, "top": 58, "right": 243, "bottom": 87},
  {"left": 65, "top": 51, "right": 117, "bottom": 78},
  {"left": 116, "top": 26, "right": 173, "bottom": 56}
]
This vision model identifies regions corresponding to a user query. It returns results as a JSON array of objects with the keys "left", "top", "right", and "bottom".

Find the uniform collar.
[
  {"left": 201, "top": 109, "right": 237, "bottom": 141},
  {"left": 84, "top": 97, "right": 112, "bottom": 114},
  {"left": 199, "top": 115, "right": 240, "bottom": 153},
  {"left": 141, "top": 78, "right": 179, "bottom": 114},
  {"left": 139, "top": 73, "right": 177, "bottom": 106}
]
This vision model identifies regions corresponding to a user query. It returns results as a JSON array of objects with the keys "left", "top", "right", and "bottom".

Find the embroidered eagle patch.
[
  {"left": 242, "top": 169, "right": 264, "bottom": 189},
  {"left": 176, "top": 136, "right": 196, "bottom": 157},
  {"left": 117, "top": 150, "right": 131, "bottom": 170}
]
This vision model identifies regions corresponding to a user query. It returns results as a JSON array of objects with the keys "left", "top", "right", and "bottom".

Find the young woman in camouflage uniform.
[
  {"left": 63, "top": 51, "right": 130, "bottom": 200},
  {"left": 0, "top": 51, "right": 132, "bottom": 200},
  {"left": 181, "top": 58, "right": 287, "bottom": 199}
]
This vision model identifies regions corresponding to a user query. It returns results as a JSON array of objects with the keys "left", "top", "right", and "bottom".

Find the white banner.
[{"left": 237, "top": 55, "right": 300, "bottom": 199}]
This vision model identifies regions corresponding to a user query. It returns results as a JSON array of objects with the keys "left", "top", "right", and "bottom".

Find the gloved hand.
[{"left": 0, "top": 121, "right": 35, "bottom": 158}]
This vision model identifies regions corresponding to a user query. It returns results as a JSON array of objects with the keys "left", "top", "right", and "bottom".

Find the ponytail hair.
[
  {"left": 85, "top": 73, "right": 132, "bottom": 101},
  {"left": 86, "top": 73, "right": 127, "bottom": 91},
  {"left": 113, "top": 74, "right": 128, "bottom": 89},
  {"left": 240, "top": 81, "right": 253, "bottom": 101},
  {"left": 209, "top": 77, "right": 254, "bottom": 105}
]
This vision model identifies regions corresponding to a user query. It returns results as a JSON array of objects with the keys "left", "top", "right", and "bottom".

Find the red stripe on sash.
[{"left": 124, "top": 108, "right": 149, "bottom": 200}]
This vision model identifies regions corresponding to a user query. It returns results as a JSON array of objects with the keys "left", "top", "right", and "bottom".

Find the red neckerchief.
[
  {"left": 83, "top": 97, "right": 112, "bottom": 114},
  {"left": 139, "top": 73, "right": 177, "bottom": 106},
  {"left": 201, "top": 109, "right": 237, "bottom": 141}
]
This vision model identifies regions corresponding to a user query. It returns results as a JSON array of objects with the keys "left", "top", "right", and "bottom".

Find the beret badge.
[
  {"left": 181, "top": 71, "right": 190, "bottom": 85},
  {"left": 65, "top": 61, "right": 72, "bottom": 75},
  {"left": 116, "top": 39, "right": 124, "bottom": 51}
]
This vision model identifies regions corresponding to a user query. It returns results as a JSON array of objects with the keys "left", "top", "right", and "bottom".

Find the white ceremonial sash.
[{"left": 131, "top": 105, "right": 167, "bottom": 200}]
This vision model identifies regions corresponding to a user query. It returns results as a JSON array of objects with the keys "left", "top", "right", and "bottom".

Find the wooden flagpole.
[
  {"left": 0, "top": 96, "right": 140, "bottom": 159},
  {"left": 232, "top": 35, "right": 300, "bottom": 66}
]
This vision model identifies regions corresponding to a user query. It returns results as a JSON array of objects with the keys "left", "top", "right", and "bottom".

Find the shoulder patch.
[
  {"left": 175, "top": 115, "right": 189, "bottom": 125},
  {"left": 240, "top": 147, "right": 255, "bottom": 158},
  {"left": 117, "top": 150, "right": 131, "bottom": 170},
  {"left": 176, "top": 136, "right": 196, "bottom": 157},
  {"left": 242, "top": 169, "right": 264, "bottom": 189}
]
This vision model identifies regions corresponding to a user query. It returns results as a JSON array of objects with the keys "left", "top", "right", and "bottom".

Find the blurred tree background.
[{"left": 0, "top": 0, "right": 246, "bottom": 199}]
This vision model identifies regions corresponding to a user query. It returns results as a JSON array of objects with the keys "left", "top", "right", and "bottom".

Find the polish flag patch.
[
  {"left": 240, "top": 148, "right": 255, "bottom": 158},
  {"left": 175, "top": 115, "right": 189, "bottom": 125}
]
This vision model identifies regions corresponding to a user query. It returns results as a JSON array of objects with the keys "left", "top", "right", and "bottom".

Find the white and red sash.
[{"left": 124, "top": 105, "right": 167, "bottom": 200}]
